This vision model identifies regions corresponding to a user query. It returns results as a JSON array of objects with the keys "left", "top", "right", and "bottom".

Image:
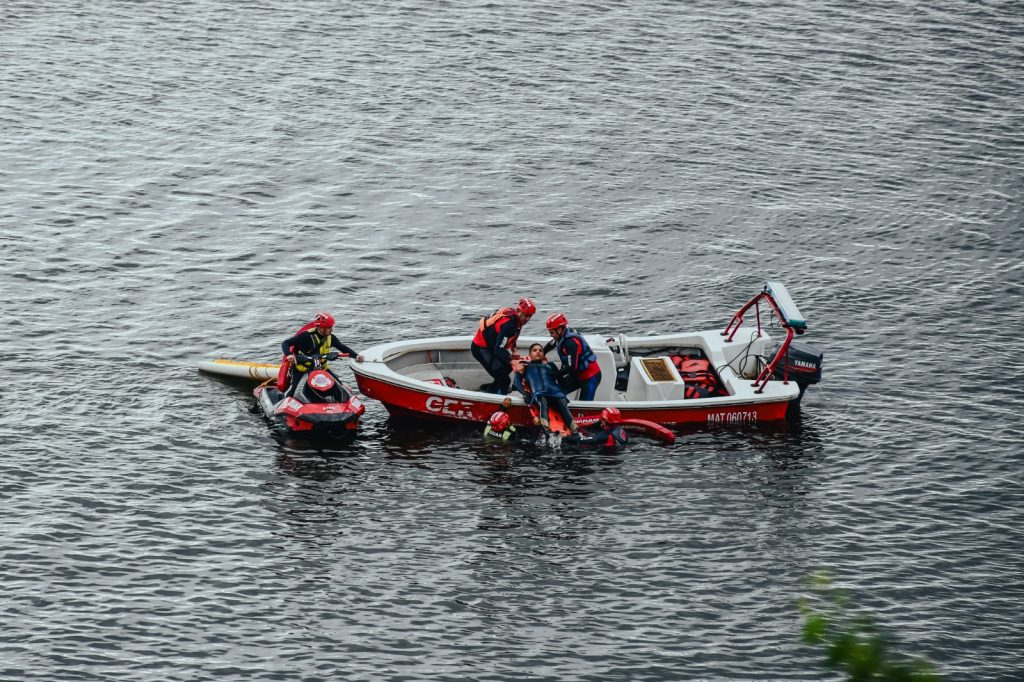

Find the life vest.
[
  {"left": 684, "top": 384, "right": 711, "bottom": 400},
  {"left": 472, "top": 307, "right": 518, "bottom": 349},
  {"left": 294, "top": 331, "right": 333, "bottom": 372},
  {"left": 672, "top": 356, "right": 718, "bottom": 394},
  {"left": 605, "top": 426, "right": 628, "bottom": 447},
  {"left": 484, "top": 424, "right": 516, "bottom": 441},
  {"left": 557, "top": 329, "right": 599, "bottom": 380}
]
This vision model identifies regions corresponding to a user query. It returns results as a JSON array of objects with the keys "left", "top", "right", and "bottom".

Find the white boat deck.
[{"left": 355, "top": 326, "right": 799, "bottom": 409}]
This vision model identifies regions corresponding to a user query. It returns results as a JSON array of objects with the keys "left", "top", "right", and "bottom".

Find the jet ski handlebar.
[{"left": 294, "top": 351, "right": 350, "bottom": 366}]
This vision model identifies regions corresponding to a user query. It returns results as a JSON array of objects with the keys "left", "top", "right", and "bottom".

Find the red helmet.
[
  {"left": 517, "top": 297, "right": 537, "bottom": 316},
  {"left": 545, "top": 312, "right": 568, "bottom": 330},
  {"left": 600, "top": 407, "right": 622, "bottom": 425},
  {"left": 312, "top": 312, "right": 335, "bottom": 327},
  {"left": 489, "top": 411, "right": 511, "bottom": 432}
]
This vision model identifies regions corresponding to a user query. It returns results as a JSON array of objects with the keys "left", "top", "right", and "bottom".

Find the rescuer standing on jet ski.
[
  {"left": 543, "top": 312, "right": 602, "bottom": 401},
  {"left": 282, "top": 312, "right": 361, "bottom": 396},
  {"left": 471, "top": 297, "right": 536, "bottom": 395}
]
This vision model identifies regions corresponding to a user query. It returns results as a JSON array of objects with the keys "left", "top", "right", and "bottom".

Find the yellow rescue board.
[{"left": 197, "top": 358, "right": 279, "bottom": 381}]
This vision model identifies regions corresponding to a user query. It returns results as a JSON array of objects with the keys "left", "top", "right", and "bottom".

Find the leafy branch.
[{"left": 797, "top": 571, "right": 941, "bottom": 682}]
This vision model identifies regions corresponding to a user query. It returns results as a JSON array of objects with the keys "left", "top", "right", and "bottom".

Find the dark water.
[{"left": 3, "top": 0, "right": 1022, "bottom": 679}]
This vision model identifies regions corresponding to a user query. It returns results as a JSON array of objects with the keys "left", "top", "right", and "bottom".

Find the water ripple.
[{"left": 1, "top": 0, "right": 1022, "bottom": 679}]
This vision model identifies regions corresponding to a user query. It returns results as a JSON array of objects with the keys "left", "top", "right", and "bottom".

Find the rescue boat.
[{"left": 349, "top": 282, "right": 822, "bottom": 428}]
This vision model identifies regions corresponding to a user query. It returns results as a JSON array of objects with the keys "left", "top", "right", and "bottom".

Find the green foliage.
[{"left": 797, "top": 571, "right": 941, "bottom": 682}]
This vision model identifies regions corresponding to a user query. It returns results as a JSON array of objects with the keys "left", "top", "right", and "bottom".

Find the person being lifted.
[
  {"left": 543, "top": 312, "right": 602, "bottom": 401},
  {"left": 471, "top": 297, "right": 536, "bottom": 395},
  {"left": 281, "top": 312, "right": 362, "bottom": 396},
  {"left": 513, "top": 343, "right": 578, "bottom": 435}
]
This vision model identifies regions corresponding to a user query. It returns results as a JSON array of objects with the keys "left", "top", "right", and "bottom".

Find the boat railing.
[{"left": 721, "top": 281, "right": 808, "bottom": 393}]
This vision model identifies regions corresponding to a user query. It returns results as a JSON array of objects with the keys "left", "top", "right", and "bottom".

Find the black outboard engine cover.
[{"left": 769, "top": 341, "right": 823, "bottom": 387}]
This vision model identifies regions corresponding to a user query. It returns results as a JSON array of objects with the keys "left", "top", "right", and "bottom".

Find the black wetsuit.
[
  {"left": 281, "top": 330, "right": 358, "bottom": 397},
  {"left": 472, "top": 314, "right": 520, "bottom": 394},
  {"left": 566, "top": 424, "right": 628, "bottom": 448},
  {"left": 281, "top": 330, "right": 357, "bottom": 359}
]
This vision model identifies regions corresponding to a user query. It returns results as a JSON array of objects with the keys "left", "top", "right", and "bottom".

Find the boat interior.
[{"left": 381, "top": 328, "right": 772, "bottom": 403}]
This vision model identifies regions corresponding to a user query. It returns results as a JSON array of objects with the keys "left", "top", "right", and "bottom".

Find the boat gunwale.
[{"left": 351, "top": 331, "right": 800, "bottom": 411}]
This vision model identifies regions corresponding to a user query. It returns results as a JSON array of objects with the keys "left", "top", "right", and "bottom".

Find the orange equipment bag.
[{"left": 672, "top": 356, "right": 718, "bottom": 394}]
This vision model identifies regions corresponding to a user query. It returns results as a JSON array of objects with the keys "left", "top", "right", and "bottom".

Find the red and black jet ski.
[{"left": 253, "top": 352, "right": 364, "bottom": 437}]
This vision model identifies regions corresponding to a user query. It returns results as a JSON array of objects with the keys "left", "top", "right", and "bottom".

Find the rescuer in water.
[
  {"left": 483, "top": 398, "right": 518, "bottom": 442},
  {"left": 564, "top": 407, "right": 629, "bottom": 449}
]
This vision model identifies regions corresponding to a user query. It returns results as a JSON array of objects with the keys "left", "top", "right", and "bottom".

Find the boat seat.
[
  {"left": 407, "top": 367, "right": 447, "bottom": 384},
  {"left": 404, "top": 366, "right": 465, "bottom": 390}
]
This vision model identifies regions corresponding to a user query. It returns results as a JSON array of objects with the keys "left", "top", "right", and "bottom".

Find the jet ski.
[{"left": 253, "top": 352, "right": 364, "bottom": 437}]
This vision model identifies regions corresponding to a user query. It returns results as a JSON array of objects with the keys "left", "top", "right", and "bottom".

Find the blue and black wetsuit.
[{"left": 513, "top": 360, "right": 576, "bottom": 432}]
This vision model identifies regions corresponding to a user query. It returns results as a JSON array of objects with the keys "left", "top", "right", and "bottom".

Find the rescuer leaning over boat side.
[
  {"left": 542, "top": 312, "right": 602, "bottom": 401},
  {"left": 471, "top": 297, "right": 536, "bottom": 395}
]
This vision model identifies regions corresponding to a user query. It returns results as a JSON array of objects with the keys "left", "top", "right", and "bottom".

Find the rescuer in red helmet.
[
  {"left": 281, "top": 311, "right": 362, "bottom": 396},
  {"left": 471, "top": 297, "right": 536, "bottom": 395},
  {"left": 543, "top": 312, "right": 602, "bottom": 401},
  {"left": 564, "top": 406, "right": 629, "bottom": 448},
  {"left": 483, "top": 398, "right": 518, "bottom": 442}
]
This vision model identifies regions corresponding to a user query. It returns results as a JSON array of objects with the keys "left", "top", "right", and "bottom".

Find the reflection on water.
[{"left": 273, "top": 446, "right": 362, "bottom": 482}]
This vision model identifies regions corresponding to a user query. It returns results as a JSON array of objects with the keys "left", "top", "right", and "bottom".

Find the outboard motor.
[{"left": 768, "top": 341, "right": 823, "bottom": 401}]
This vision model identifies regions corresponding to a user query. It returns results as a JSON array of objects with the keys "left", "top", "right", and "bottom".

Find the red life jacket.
[
  {"left": 672, "top": 356, "right": 718, "bottom": 394},
  {"left": 604, "top": 426, "right": 628, "bottom": 447},
  {"left": 472, "top": 307, "right": 518, "bottom": 348},
  {"left": 684, "top": 384, "right": 711, "bottom": 400}
]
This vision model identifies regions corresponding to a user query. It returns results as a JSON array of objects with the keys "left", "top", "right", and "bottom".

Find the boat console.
[
  {"left": 580, "top": 336, "right": 618, "bottom": 402},
  {"left": 624, "top": 357, "right": 687, "bottom": 402}
]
